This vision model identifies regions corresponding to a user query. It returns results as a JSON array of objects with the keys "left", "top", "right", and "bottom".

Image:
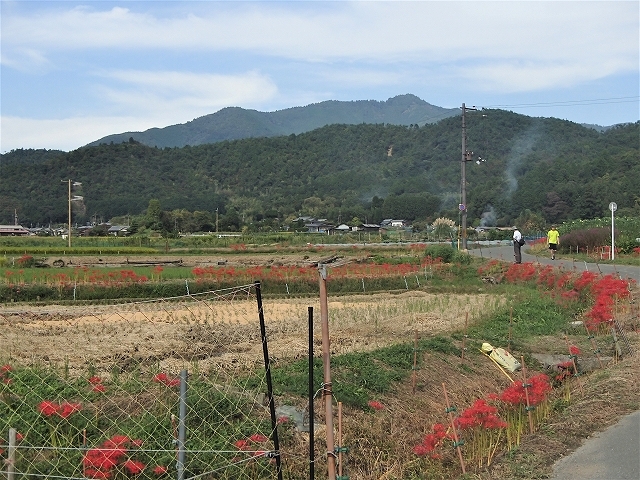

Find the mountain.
[
  {"left": 86, "top": 94, "right": 458, "bottom": 148},
  {"left": 1, "top": 112, "right": 638, "bottom": 231}
]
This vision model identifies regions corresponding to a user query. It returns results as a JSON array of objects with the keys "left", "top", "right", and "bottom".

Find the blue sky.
[{"left": 1, "top": 1, "right": 638, "bottom": 152}]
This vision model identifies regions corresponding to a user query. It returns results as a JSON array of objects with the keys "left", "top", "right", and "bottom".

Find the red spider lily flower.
[
  {"left": 83, "top": 448, "right": 122, "bottom": 470},
  {"left": 92, "top": 384, "right": 106, "bottom": 393},
  {"left": 455, "top": 399, "right": 507, "bottom": 430},
  {"left": 88, "top": 376, "right": 102, "bottom": 384},
  {"left": 153, "top": 465, "right": 168, "bottom": 475},
  {"left": 500, "top": 374, "right": 551, "bottom": 406},
  {"left": 153, "top": 373, "right": 180, "bottom": 387},
  {"left": 0, "top": 364, "right": 12, "bottom": 374},
  {"left": 367, "top": 400, "right": 385, "bottom": 410},
  {"left": 277, "top": 416, "right": 291, "bottom": 424},
  {"left": 58, "top": 401, "right": 82, "bottom": 418},
  {"left": 123, "top": 459, "right": 146, "bottom": 474},
  {"left": 38, "top": 400, "right": 59, "bottom": 416},
  {"left": 16, "top": 432, "right": 24, "bottom": 442},
  {"left": 234, "top": 439, "right": 251, "bottom": 451},
  {"left": 153, "top": 373, "right": 169, "bottom": 383},
  {"left": 413, "top": 423, "right": 448, "bottom": 459},
  {"left": 249, "top": 433, "right": 269, "bottom": 443},
  {"left": 569, "top": 345, "right": 581, "bottom": 356},
  {"left": 103, "top": 435, "right": 131, "bottom": 448},
  {"left": 2, "top": 378, "right": 12, "bottom": 385}
]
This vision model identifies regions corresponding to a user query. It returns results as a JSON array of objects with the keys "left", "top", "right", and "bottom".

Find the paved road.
[
  {"left": 468, "top": 242, "right": 640, "bottom": 283},
  {"left": 549, "top": 410, "right": 640, "bottom": 480},
  {"left": 470, "top": 242, "right": 639, "bottom": 480}
]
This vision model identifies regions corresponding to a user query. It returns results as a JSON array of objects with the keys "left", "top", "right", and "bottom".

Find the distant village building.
[
  {"left": 0, "top": 225, "right": 31, "bottom": 236},
  {"left": 107, "top": 225, "right": 130, "bottom": 236}
]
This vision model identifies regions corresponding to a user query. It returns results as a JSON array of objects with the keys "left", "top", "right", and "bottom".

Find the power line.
[{"left": 481, "top": 96, "right": 639, "bottom": 110}]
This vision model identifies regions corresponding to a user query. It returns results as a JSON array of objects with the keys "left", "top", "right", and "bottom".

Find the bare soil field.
[{"left": 0, "top": 290, "right": 503, "bottom": 378}]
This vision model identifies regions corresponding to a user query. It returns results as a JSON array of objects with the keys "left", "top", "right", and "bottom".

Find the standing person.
[
  {"left": 547, "top": 225, "right": 560, "bottom": 260},
  {"left": 513, "top": 227, "right": 523, "bottom": 264}
]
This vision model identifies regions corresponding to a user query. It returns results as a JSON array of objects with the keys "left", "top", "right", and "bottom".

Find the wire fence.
[{"left": 0, "top": 283, "right": 310, "bottom": 479}]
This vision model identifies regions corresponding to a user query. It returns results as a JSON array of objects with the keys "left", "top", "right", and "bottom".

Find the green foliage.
[
  {"left": 1, "top": 114, "right": 637, "bottom": 232},
  {"left": 468, "top": 288, "right": 582, "bottom": 344},
  {"left": 424, "top": 244, "right": 456, "bottom": 262}
]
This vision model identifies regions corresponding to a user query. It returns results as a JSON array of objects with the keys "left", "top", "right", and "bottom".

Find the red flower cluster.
[
  {"left": 554, "top": 361, "right": 575, "bottom": 384},
  {"left": 152, "top": 373, "right": 180, "bottom": 387},
  {"left": 88, "top": 376, "right": 107, "bottom": 393},
  {"left": 233, "top": 432, "right": 270, "bottom": 457},
  {"left": 83, "top": 435, "right": 147, "bottom": 478},
  {"left": 38, "top": 400, "right": 82, "bottom": 418},
  {"left": 1, "top": 364, "right": 11, "bottom": 384},
  {"left": 498, "top": 374, "right": 551, "bottom": 406},
  {"left": 412, "top": 423, "right": 449, "bottom": 459},
  {"left": 504, "top": 263, "right": 537, "bottom": 283},
  {"left": 454, "top": 399, "right": 507, "bottom": 430},
  {"left": 367, "top": 400, "right": 385, "bottom": 411}
]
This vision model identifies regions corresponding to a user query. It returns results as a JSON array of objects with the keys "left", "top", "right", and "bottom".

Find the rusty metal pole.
[{"left": 318, "top": 264, "right": 336, "bottom": 480}]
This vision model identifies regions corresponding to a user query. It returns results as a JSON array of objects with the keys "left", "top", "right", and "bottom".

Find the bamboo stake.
[
  {"left": 583, "top": 324, "right": 604, "bottom": 369},
  {"left": 338, "top": 402, "right": 343, "bottom": 478},
  {"left": 461, "top": 312, "right": 468, "bottom": 363},
  {"left": 520, "top": 356, "right": 535, "bottom": 434},
  {"left": 442, "top": 383, "right": 466, "bottom": 474},
  {"left": 412, "top": 330, "right": 418, "bottom": 394},
  {"left": 318, "top": 265, "right": 337, "bottom": 480},
  {"left": 564, "top": 335, "right": 583, "bottom": 392},
  {"left": 508, "top": 307, "right": 513, "bottom": 350}
]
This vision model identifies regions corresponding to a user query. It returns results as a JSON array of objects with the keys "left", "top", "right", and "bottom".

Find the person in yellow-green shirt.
[{"left": 547, "top": 225, "right": 560, "bottom": 260}]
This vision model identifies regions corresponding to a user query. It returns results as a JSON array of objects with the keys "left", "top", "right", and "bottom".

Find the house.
[
  {"left": 390, "top": 219, "right": 408, "bottom": 228},
  {"left": 107, "top": 225, "right": 130, "bottom": 236},
  {"left": 354, "top": 223, "right": 381, "bottom": 232},
  {"left": 305, "top": 221, "right": 335, "bottom": 234},
  {"left": 0, "top": 225, "right": 31, "bottom": 236}
]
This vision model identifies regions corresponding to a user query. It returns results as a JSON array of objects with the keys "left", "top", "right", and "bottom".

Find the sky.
[{"left": 1, "top": 0, "right": 638, "bottom": 153}]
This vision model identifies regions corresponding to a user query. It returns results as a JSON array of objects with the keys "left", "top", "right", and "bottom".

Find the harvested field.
[{"left": 0, "top": 290, "right": 505, "bottom": 377}]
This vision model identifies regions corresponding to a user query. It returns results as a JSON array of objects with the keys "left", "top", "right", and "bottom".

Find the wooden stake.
[
  {"left": 442, "top": 383, "right": 466, "bottom": 474},
  {"left": 412, "top": 330, "right": 418, "bottom": 394},
  {"left": 583, "top": 324, "right": 604, "bottom": 369},
  {"left": 520, "top": 356, "right": 535, "bottom": 434},
  {"left": 508, "top": 307, "right": 513, "bottom": 350},
  {"left": 461, "top": 312, "right": 468, "bottom": 363},
  {"left": 564, "top": 335, "right": 583, "bottom": 392}
]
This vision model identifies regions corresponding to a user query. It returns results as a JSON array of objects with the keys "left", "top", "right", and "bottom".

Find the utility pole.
[
  {"left": 460, "top": 103, "right": 478, "bottom": 251},
  {"left": 62, "top": 179, "right": 82, "bottom": 248}
]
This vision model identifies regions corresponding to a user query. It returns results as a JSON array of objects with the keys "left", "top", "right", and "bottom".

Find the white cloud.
[
  {"left": 1, "top": 115, "right": 159, "bottom": 152},
  {"left": 94, "top": 69, "right": 278, "bottom": 116}
]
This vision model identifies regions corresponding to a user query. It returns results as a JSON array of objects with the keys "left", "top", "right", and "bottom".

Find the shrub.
[
  {"left": 559, "top": 227, "right": 612, "bottom": 253},
  {"left": 424, "top": 244, "right": 456, "bottom": 263}
]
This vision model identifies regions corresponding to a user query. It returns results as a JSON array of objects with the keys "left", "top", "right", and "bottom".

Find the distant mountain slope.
[
  {"left": 3, "top": 112, "right": 638, "bottom": 229},
  {"left": 86, "top": 94, "right": 458, "bottom": 148}
]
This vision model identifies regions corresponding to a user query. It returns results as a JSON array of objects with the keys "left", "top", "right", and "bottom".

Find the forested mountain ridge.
[
  {"left": 85, "top": 94, "right": 458, "bottom": 149},
  {"left": 1, "top": 111, "right": 638, "bottom": 231}
]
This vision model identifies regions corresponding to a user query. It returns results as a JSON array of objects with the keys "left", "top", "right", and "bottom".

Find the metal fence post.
[{"left": 176, "top": 370, "right": 187, "bottom": 480}]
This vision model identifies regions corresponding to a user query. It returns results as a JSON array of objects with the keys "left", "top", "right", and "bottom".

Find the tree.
[{"left": 145, "top": 199, "right": 162, "bottom": 230}]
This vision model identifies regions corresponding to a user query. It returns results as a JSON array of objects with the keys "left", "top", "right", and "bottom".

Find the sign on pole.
[{"left": 609, "top": 202, "right": 617, "bottom": 261}]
